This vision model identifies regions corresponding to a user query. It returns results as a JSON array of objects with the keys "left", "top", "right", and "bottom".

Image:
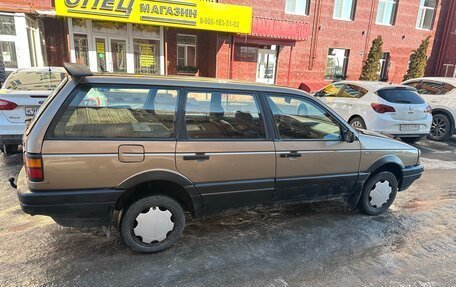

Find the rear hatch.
[
  {"left": 375, "top": 87, "right": 429, "bottom": 121},
  {"left": 0, "top": 90, "right": 50, "bottom": 123}
]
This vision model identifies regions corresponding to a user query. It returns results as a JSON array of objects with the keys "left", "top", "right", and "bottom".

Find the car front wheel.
[
  {"left": 428, "top": 113, "right": 451, "bottom": 141},
  {"left": 120, "top": 195, "right": 185, "bottom": 253},
  {"left": 358, "top": 171, "right": 398, "bottom": 215},
  {"left": 349, "top": 116, "right": 366, "bottom": 129}
]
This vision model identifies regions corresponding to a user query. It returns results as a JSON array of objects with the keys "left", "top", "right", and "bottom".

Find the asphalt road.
[{"left": 0, "top": 138, "right": 455, "bottom": 286}]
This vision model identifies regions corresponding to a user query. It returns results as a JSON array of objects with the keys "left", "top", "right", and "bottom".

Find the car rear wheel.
[
  {"left": 1, "top": 145, "right": 18, "bottom": 155},
  {"left": 349, "top": 116, "right": 366, "bottom": 129},
  {"left": 358, "top": 171, "right": 398, "bottom": 215},
  {"left": 120, "top": 195, "right": 185, "bottom": 253},
  {"left": 428, "top": 113, "right": 451, "bottom": 141}
]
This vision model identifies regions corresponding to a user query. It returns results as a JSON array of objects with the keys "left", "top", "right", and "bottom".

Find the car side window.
[
  {"left": 266, "top": 94, "right": 341, "bottom": 141},
  {"left": 439, "top": 83, "right": 455, "bottom": 95},
  {"left": 415, "top": 81, "right": 441, "bottom": 95},
  {"left": 318, "top": 83, "right": 344, "bottom": 97},
  {"left": 184, "top": 90, "right": 266, "bottom": 140},
  {"left": 339, "top": 84, "right": 367, "bottom": 98},
  {"left": 52, "top": 85, "right": 178, "bottom": 138}
]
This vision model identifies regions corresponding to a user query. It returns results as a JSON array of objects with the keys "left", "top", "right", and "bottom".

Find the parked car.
[
  {"left": 15, "top": 63, "right": 423, "bottom": 253},
  {"left": 0, "top": 67, "right": 66, "bottom": 154},
  {"left": 402, "top": 77, "right": 456, "bottom": 141},
  {"left": 314, "top": 81, "right": 432, "bottom": 143}
]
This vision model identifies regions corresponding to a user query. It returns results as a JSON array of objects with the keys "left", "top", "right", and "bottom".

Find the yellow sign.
[
  {"left": 96, "top": 42, "right": 105, "bottom": 54},
  {"left": 55, "top": 0, "right": 252, "bottom": 33},
  {"left": 140, "top": 45, "right": 155, "bottom": 66}
]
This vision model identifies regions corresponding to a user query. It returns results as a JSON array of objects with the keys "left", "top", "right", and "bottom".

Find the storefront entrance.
[
  {"left": 93, "top": 36, "right": 127, "bottom": 73},
  {"left": 256, "top": 48, "right": 277, "bottom": 84}
]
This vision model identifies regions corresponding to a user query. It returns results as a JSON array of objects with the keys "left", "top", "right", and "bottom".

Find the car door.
[
  {"left": 315, "top": 82, "right": 347, "bottom": 118},
  {"left": 265, "top": 93, "right": 361, "bottom": 202},
  {"left": 175, "top": 89, "right": 275, "bottom": 215},
  {"left": 41, "top": 84, "right": 180, "bottom": 190},
  {"left": 335, "top": 83, "right": 368, "bottom": 120}
]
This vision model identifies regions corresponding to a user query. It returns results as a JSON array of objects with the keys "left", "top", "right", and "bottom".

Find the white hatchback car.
[
  {"left": 315, "top": 81, "right": 432, "bottom": 143},
  {"left": 402, "top": 77, "right": 456, "bottom": 141},
  {"left": 0, "top": 67, "right": 66, "bottom": 154}
]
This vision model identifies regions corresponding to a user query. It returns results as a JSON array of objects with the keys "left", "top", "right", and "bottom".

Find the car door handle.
[
  {"left": 280, "top": 151, "right": 302, "bottom": 158},
  {"left": 183, "top": 153, "right": 210, "bottom": 161}
]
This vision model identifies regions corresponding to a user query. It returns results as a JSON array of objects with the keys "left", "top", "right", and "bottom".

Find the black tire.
[
  {"left": 1, "top": 145, "right": 18, "bottom": 155},
  {"left": 358, "top": 171, "right": 398, "bottom": 216},
  {"left": 120, "top": 195, "right": 185, "bottom": 253},
  {"left": 400, "top": 137, "right": 420, "bottom": 144},
  {"left": 349, "top": 116, "right": 366, "bottom": 129},
  {"left": 428, "top": 113, "right": 451, "bottom": 141}
]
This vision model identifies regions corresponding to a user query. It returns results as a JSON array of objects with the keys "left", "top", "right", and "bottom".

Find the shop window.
[
  {"left": 74, "top": 34, "right": 89, "bottom": 67},
  {"left": 416, "top": 0, "right": 436, "bottom": 30},
  {"left": 0, "top": 15, "right": 16, "bottom": 36},
  {"left": 134, "top": 39, "right": 160, "bottom": 75},
  {"left": 177, "top": 34, "right": 197, "bottom": 73},
  {"left": 234, "top": 45, "right": 258, "bottom": 62},
  {"left": 325, "top": 48, "right": 349, "bottom": 80},
  {"left": 95, "top": 38, "right": 107, "bottom": 72},
  {"left": 379, "top": 52, "right": 390, "bottom": 81},
  {"left": 285, "top": 0, "right": 311, "bottom": 15},
  {"left": 333, "top": 0, "right": 357, "bottom": 20},
  {"left": 0, "top": 41, "right": 18, "bottom": 69},
  {"left": 376, "top": 0, "right": 397, "bottom": 25}
]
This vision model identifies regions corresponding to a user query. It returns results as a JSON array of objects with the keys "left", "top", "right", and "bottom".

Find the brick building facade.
[
  {"left": 216, "top": 0, "right": 441, "bottom": 90},
  {"left": 427, "top": 0, "right": 456, "bottom": 78}
]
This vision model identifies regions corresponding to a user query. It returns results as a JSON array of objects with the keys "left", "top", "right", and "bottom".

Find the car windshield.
[
  {"left": 2, "top": 70, "right": 66, "bottom": 91},
  {"left": 376, "top": 88, "right": 425, "bottom": 104}
]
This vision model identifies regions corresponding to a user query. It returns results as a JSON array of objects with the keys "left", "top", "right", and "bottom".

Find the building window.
[
  {"left": 234, "top": 45, "right": 258, "bottom": 62},
  {"left": 134, "top": 39, "right": 160, "bottom": 74},
  {"left": 0, "top": 41, "right": 18, "bottom": 69},
  {"left": 177, "top": 34, "right": 197, "bottom": 73},
  {"left": 379, "top": 52, "right": 390, "bottom": 81},
  {"left": 73, "top": 34, "right": 89, "bottom": 67},
  {"left": 333, "top": 0, "right": 357, "bottom": 21},
  {"left": 416, "top": 0, "right": 436, "bottom": 30},
  {"left": 285, "top": 0, "right": 311, "bottom": 15},
  {"left": 325, "top": 48, "right": 349, "bottom": 80},
  {"left": 0, "top": 15, "right": 16, "bottom": 35},
  {"left": 376, "top": 0, "right": 397, "bottom": 25}
]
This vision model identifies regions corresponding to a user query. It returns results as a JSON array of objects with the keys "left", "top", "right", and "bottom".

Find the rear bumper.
[
  {"left": 400, "top": 164, "right": 424, "bottom": 191},
  {"left": 16, "top": 168, "right": 124, "bottom": 227},
  {"left": 367, "top": 114, "right": 432, "bottom": 137},
  {"left": 0, "top": 134, "right": 22, "bottom": 145}
]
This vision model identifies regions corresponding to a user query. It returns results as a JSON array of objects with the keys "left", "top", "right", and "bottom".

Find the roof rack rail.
[{"left": 63, "top": 62, "right": 93, "bottom": 78}]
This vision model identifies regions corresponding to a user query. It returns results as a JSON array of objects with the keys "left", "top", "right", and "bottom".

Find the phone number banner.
[{"left": 56, "top": 0, "right": 252, "bottom": 34}]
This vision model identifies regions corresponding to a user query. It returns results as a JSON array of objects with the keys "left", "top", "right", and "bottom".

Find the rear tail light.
[
  {"left": 424, "top": 105, "right": 432, "bottom": 114},
  {"left": 371, "top": 103, "right": 396, "bottom": 113},
  {"left": 25, "top": 153, "right": 44, "bottom": 182},
  {"left": 0, "top": 99, "right": 17, "bottom": 110}
]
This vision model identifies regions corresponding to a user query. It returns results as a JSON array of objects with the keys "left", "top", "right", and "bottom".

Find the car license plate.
[
  {"left": 400, "top": 124, "right": 419, "bottom": 131},
  {"left": 25, "top": 107, "right": 38, "bottom": 117}
]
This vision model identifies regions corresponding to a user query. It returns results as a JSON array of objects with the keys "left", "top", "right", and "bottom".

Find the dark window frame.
[
  {"left": 178, "top": 88, "right": 272, "bottom": 141},
  {"left": 45, "top": 83, "right": 182, "bottom": 141}
]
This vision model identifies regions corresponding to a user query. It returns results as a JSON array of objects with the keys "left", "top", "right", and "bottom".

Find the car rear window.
[{"left": 376, "top": 88, "right": 425, "bottom": 104}]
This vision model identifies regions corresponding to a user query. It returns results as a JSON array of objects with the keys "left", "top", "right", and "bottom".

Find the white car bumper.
[{"left": 367, "top": 114, "right": 432, "bottom": 137}]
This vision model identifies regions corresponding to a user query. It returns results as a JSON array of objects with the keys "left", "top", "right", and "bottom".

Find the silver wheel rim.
[
  {"left": 369, "top": 180, "right": 392, "bottom": 208},
  {"left": 133, "top": 207, "right": 174, "bottom": 244},
  {"left": 430, "top": 116, "right": 446, "bottom": 138},
  {"left": 351, "top": 120, "right": 363, "bottom": 128}
]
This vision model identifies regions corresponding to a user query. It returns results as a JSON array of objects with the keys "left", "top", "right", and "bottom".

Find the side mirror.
[{"left": 343, "top": 129, "right": 356, "bottom": 143}]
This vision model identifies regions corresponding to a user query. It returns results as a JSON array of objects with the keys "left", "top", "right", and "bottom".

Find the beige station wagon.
[{"left": 15, "top": 63, "right": 423, "bottom": 253}]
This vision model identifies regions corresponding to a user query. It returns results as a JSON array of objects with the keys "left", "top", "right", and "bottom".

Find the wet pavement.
[{"left": 0, "top": 138, "right": 455, "bottom": 286}]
